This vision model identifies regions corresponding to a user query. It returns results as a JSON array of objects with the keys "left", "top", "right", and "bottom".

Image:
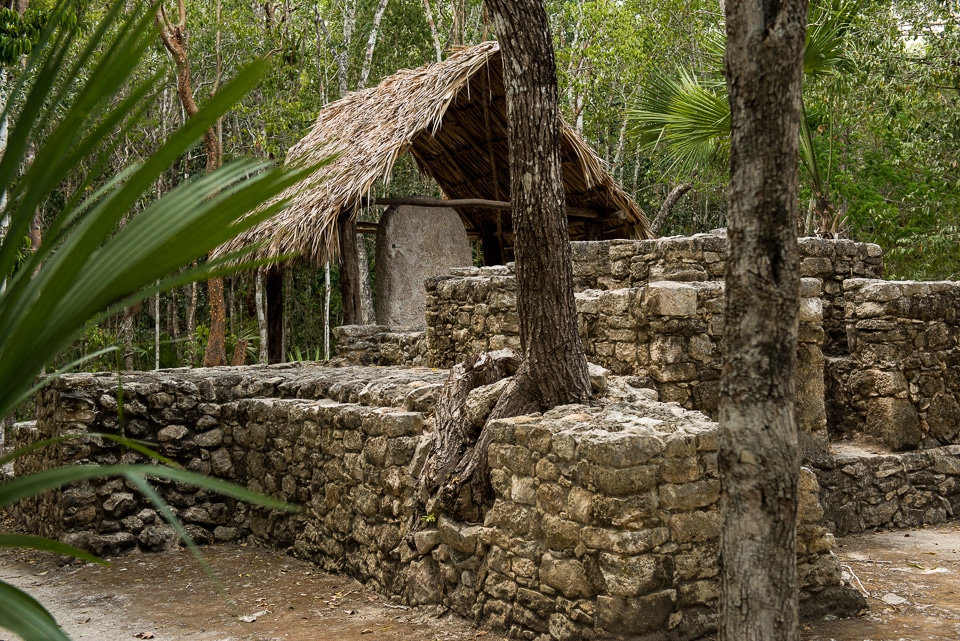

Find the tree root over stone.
[{"left": 417, "top": 349, "right": 522, "bottom": 523}]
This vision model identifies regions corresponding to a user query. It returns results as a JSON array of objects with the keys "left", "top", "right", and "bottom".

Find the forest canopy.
[{"left": 1, "top": 0, "right": 957, "bottom": 378}]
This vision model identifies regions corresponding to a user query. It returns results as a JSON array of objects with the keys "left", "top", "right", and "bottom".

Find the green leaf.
[
  {"left": 0, "top": 534, "right": 106, "bottom": 566},
  {"left": 0, "top": 581, "right": 72, "bottom": 641},
  {"left": 0, "top": 464, "right": 300, "bottom": 513}
]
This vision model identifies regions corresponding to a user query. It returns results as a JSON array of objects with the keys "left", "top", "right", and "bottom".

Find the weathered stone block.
[
  {"left": 866, "top": 396, "right": 922, "bottom": 450},
  {"left": 599, "top": 553, "right": 668, "bottom": 597},
  {"left": 540, "top": 555, "right": 594, "bottom": 599},
  {"left": 578, "top": 431, "right": 663, "bottom": 469},
  {"left": 669, "top": 511, "right": 720, "bottom": 543},
  {"left": 646, "top": 282, "right": 697, "bottom": 317},
  {"left": 658, "top": 480, "right": 719, "bottom": 511},
  {"left": 596, "top": 590, "right": 676, "bottom": 636}
]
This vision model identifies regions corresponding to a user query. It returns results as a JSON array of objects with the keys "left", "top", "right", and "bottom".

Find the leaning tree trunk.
[
  {"left": 422, "top": 0, "right": 593, "bottom": 522},
  {"left": 719, "top": 1, "right": 807, "bottom": 640}
]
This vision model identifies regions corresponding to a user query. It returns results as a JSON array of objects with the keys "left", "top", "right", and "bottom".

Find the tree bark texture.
[
  {"left": 484, "top": 0, "right": 592, "bottom": 416},
  {"left": 415, "top": 0, "right": 593, "bottom": 524},
  {"left": 419, "top": 349, "right": 520, "bottom": 522},
  {"left": 720, "top": 2, "right": 807, "bottom": 640},
  {"left": 157, "top": 2, "right": 227, "bottom": 367}
]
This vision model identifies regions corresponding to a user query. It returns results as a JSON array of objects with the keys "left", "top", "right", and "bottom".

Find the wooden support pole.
[
  {"left": 266, "top": 269, "right": 284, "bottom": 363},
  {"left": 338, "top": 214, "right": 363, "bottom": 325}
]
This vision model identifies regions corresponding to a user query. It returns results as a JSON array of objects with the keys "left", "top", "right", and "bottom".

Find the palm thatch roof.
[{"left": 215, "top": 41, "right": 651, "bottom": 267}]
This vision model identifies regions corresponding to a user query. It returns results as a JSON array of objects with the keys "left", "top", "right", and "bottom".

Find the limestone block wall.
[
  {"left": 472, "top": 404, "right": 852, "bottom": 640},
  {"left": 425, "top": 272, "right": 830, "bottom": 460},
  {"left": 569, "top": 231, "right": 883, "bottom": 353},
  {"left": 333, "top": 325, "right": 428, "bottom": 366},
  {"left": 12, "top": 365, "right": 447, "bottom": 557},
  {"left": 816, "top": 444, "right": 960, "bottom": 535},
  {"left": 11, "top": 366, "right": 857, "bottom": 640},
  {"left": 825, "top": 279, "right": 960, "bottom": 450}
]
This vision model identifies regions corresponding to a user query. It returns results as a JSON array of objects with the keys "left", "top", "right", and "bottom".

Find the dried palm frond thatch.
[{"left": 215, "top": 41, "right": 651, "bottom": 267}]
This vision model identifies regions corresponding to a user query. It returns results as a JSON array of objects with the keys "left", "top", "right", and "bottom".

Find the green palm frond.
[
  {"left": 628, "top": 0, "right": 857, "bottom": 181},
  {"left": 0, "top": 4, "right": 314, "bottom": 638},
  {"left": 805, "top": 0, "right": 858, "bottom": 76},
  {"left": 628, "top": 69, "right": 730, "bottom": 173},
  {"left": 0, "top": 0, "right": 324, "bottom": 419}
]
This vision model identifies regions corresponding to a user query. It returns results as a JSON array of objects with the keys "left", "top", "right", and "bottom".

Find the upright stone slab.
[{"left": 375, "top": 205, "right": 472, "bottom": 327}]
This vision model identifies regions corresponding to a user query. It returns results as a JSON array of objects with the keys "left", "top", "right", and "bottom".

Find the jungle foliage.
[{"left": 2, "top": 0, "right": 957, "bottom": 381}]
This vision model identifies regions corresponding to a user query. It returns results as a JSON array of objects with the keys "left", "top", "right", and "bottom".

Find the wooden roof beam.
[{"left": 359, "top": 195, "right": 613, "bottom": 219}]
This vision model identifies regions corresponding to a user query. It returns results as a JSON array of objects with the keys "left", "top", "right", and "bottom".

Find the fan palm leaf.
[{"left": 629, "top": 0, "right": 858, "bottom": 187}]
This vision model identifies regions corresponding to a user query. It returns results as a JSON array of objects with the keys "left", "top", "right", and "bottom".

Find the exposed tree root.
[{"left": 418, "top": 349, "right": 521, "bottom": 522}]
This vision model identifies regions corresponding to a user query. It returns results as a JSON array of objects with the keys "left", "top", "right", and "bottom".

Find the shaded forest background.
[{"left": 1, "top": 0, "right": 958, "bottom": 379}]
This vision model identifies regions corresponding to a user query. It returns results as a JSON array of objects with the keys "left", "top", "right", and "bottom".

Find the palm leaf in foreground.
[{"left": 0, "top": 3, "right": 311, "bottom": 639}]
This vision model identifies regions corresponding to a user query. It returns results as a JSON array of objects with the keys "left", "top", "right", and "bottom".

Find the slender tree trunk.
[
  {"left": 359, "top": 0, "right": 390, "bottom": 89},
  {"left": 651, "top": 183, "right": 693, "bottom": 236},
  {"left": 338, "top": 215, "right": 363, "bottom": 325},
  {"left": 356, "top": 234, "right": 375, "bottom": 324},
  {"left": 168, "top": 287, "right": 180, "bottom": 362},
  {"left": 186, "top": 278, "right": 197, "bottom": 356},
  {"left": 255, "top": 270, "right": 268, "bottom": 364},
  {"left": 423, "top": 0, "right": 443, "bottom": 61},
  {"left": 156, "top": 1, "right": 227, "bottom": 368},
  {"left": 154, "top": 288, "right": 160, "bottom": 370},
  {"left": 122, "top": 309, "right": 136, "bottom": 370},
  {"left": 719, "top": 1, "right": 807, "bottom": 640},
  {"left": 324, "top": 261, "right": 331, "bottom": 359}
]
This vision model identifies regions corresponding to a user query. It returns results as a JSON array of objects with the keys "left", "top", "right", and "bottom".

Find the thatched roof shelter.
[{"left": 216, "top": 41, "right": 651, "bottom": 267}]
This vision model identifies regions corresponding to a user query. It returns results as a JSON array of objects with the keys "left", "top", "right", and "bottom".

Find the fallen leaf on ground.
[{"left": 133, "top": 633, "right": 154, "bottom": 639}]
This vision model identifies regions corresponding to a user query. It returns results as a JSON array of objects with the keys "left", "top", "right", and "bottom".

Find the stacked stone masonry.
[
  {"left": 355, "top": 230, "right": 960, "bottom": 532},
  {"left": 11, "top": 365, "right": 857, "bottom": 640},
  {"left": 817, "top": 444, "right": 960, "bottom": 536},
  {"left": 11, "top": 230, "right": 960, "bottom": 640},
  {"left": 826, "top": 279, "right": 960, "bottom": 451}
]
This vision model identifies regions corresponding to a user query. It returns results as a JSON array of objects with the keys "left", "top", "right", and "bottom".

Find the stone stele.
[{"left": 375, "top": 205, "right": 472, "bottom": 327}]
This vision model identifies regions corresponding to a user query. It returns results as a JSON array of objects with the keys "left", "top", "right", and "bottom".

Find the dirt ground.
[{"left": 2, "top": 524, "right": 960, "bottom": 641}]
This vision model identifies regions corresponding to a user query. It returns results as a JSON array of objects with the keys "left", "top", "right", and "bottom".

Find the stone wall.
[
  {"left": 825, "top": 279, "right": 960, "bottom": 451},
  {"left": 568, "top": 231, "right": 883, "bottom": 353},
  {"left": 12, "top": 365, "right": 447, "bottom": 557},
  {"left": 816, "top": 444, "right": 960, "bottom": 536},
  {"left": 425, "top": 270, "right": 830, "bottom": 461},
  {"left": 333, "top": 325, "right": 428, "bottom": 366},
  {"left": 9, "top": 366, "right": 860, "bottom": 640},
  {"left": 419, "top": 233, "right": 960, "bottom": 459}
]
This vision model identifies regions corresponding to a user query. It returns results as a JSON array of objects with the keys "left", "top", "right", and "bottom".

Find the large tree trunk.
[
  {"left": 423, "top": 0, "right": 592, "bottom": 522},
  {"left": 719, "top": 2, "right": 807, "bottom": 640},
  {"left": 156, "top": 1, "right": 227, "bottom": 368}
]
